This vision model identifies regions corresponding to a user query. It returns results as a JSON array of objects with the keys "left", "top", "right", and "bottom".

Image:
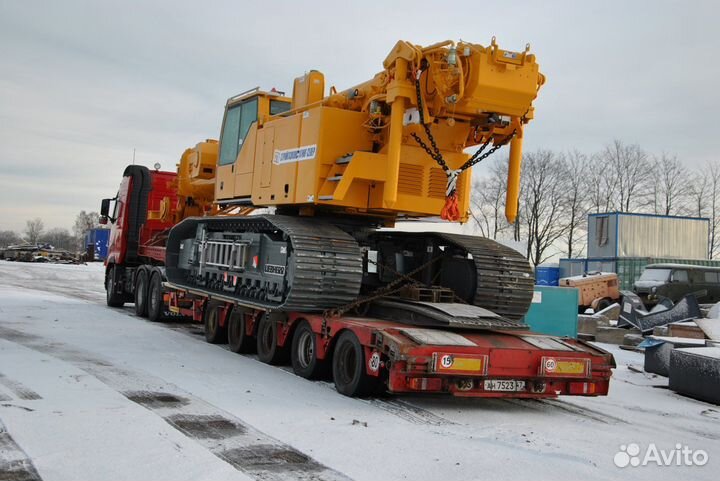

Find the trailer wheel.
[
  {"left": 147, "top": 273, "right": 165, "bottom": 322},
  {"left": 291, "top": 321, "right": 328, "bottom": 379},
  {"left": 256, "top": 316, "right": 287, "bottom": 365},
  {"left": 204, "top": 301, "right": 228, "bottom": 344},
  {"left": 106, "top": 265, "right": 125, "bottom": 308},
  {"left": 228, "top": 308, "right": 254, "bottom": 353},
  {"left": 134, "top": 270, "right": 149, "bottom": 317},
  {"left": 333, "top": 330, "right": 378, "bottom": 397},
  {"left": 596, "top": 297, "right": 613, "bottom": 312}
]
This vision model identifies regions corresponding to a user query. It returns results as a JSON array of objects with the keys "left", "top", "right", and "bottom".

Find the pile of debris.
[
  {"left": 578, "top": 294, "right": 719, "bottom": 404},
  {"left": 0, "top": 244, "right": 80, "bottom": 263}
]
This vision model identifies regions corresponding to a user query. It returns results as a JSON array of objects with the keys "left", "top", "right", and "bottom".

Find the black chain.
[
  {"left": 458, "top": 137, "right": 512, "bottom": 171},
  {"left": 323, "top": 254, "right": 444, "bottom": 319}
]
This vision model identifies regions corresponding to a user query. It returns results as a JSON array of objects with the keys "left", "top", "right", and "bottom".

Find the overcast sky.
[{"left": 1, "top": 0, "right": 718, "bottom": 232}]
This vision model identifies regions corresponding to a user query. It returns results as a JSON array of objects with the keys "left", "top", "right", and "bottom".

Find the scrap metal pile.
[
  {"left": 578, "top": 293, "right": 720, "bottom": 404},
  {"left": 0, "top": 244, "right": 79, "bottom": 263}
]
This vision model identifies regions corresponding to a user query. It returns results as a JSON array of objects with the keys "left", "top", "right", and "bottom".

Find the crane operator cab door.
[{"left": 215, "top": 96, "right": 259, "bottom": 202}]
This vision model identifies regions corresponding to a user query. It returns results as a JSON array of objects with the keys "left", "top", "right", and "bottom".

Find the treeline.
[
  {"left": 0, "top": 211, "right": 99, "bottom": 251},
  {"left": 471, "top": 139, "right": 719, "bottom": 265}
]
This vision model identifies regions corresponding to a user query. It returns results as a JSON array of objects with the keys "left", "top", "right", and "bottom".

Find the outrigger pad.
[
  {"left": 368, "top": 299, "right": 528, "bottom": 330},
  {"left": 621, "top": 294, "right": 701, "bottom": 334}
]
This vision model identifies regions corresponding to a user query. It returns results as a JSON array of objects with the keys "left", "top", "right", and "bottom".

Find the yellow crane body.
[{"left": 209, "top": 38, "right": 544, "bottom": 224}]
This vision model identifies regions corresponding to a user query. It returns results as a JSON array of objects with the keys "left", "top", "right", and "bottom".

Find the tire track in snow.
[
  {"left": 0, "top": 419, "right": 42, "bottom": 481},
  {"left": 0, "top": 326, "right": 350, "bottom": 481},
  {"left": 0, "top": 374, "right": 41, "bottom": 401}
]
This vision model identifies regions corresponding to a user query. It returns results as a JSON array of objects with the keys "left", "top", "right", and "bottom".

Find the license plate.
[{"left": 483, "top": 379, "right": 526, "bottom": 392}]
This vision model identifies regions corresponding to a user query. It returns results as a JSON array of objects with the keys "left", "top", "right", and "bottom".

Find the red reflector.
[
  {"left": 408, "top": 377, "right": 442, "bottom": 391},
  {"left": 568, "top": 382, "right": 596, "bottom": 394}
]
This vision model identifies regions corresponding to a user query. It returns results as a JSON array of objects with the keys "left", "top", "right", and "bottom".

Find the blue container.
[
  {"left": 85, "top": 228, "right": 110, "bottom": 261},
  {"left": 535, "top": 266, "right": 560, "bottom": 286},
  {"left": 523, "top": 286, "right": 579, "bottom": 338}
]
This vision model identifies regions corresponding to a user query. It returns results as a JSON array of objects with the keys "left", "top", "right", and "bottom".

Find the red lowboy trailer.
[{"left": 101, "top": 165, "right": 614, "bottom": 399}]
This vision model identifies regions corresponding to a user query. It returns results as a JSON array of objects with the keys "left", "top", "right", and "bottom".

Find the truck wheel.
[
  {"left": 291, "top": 321, "right": 327, "bottom": 379},
  {"left": 106, "top": 265, "right": 125, "bottom": 308},
  {"left": 134, "top": 270, "right": 149, "bottom": 317},
  {"left": 333, "top": 330, "right": 378, "bottom": 397},
  {"left": 147, "top": 273, "right": 165, "bottom": 322},
  {"left": 256, "top": 316, "right": 288, "bottom": 365},
  {"left": 204, "top": 301, "right": 228, "bottom": 344},
  {"left": 228, "top": 308, "right": 254, "bottom": 353}
]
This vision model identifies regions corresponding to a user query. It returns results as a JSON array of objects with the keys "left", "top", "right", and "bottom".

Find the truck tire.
[
  {"left": 147, "top": 273, "right": 165, "bottom": 322},
  {"left": 204, "top": 301, "right": 228, "bottom": 344},
  {"left": 228, "top": 308, "right": 254, "bottom": 353},
  {"left": 134, "top": 270, "right": 149, "bottom": 317},
  {"left": 291, "top": 320, "right": 328, "bottom": 379},
  {"left": 106, "top": 265, "right": 125, "bottom": 308},
  {"left": 332, "top": 330, "right": 378, "bottom": 397},
  {"left": 256, "top": 316, "right": 287, "bottom": 365}
]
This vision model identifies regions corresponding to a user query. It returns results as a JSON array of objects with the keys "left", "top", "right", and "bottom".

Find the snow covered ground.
[{"left": 0, "top": 260, "right": 717, "bottom": 481}]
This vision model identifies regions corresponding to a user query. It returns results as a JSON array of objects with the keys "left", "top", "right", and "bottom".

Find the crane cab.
[{"left": 214, "top": 89, "right": 291, "bottom": 203}]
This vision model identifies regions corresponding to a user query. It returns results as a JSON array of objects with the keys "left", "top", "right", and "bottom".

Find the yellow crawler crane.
[
  {"left": 165, "top": 38, "right": 545, "bottom": 321},
  {"left": 213, "top": 37, "right": 544, "bottom": 223}
]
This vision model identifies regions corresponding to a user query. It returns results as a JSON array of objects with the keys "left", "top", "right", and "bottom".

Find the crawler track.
[
  {"left": 438, "top": 233, "right": 534, "bottom": 320},
  {"left": 166, "top": 215, "right": 363, "bottom": 312}
]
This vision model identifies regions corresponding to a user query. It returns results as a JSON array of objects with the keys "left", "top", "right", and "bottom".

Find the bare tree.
[
  {"left": 0, "top": 230, "right": 22, "bottom": 248},
  {"left": 562, "top": 150, "right": 590, "bottom": 257},
  {"left": 586, "top": 152, "right": 616, "bottom": 214},
  {"left": 39, "top": 228, "right": 77, "bottom": 251},
  {"left": 602, "top": 139, "right": 649, "bottom": 212},
  {"left": 706, "top": 162, "right": 720, "bottom": 258},
  {"left": 520, "top": 150, "right": 569, "bottom": 266},
  {"left": 24, "top": 218, "right": 44, "bottom": 245},
  {"left": 688, "top": 171, "right": 709, "bottom": 218},
  {"left": 470, "top": 159, "right": 508, "bottom": 239},
  {"left": 645, "top": 153, "right": 690, "bottom": 215},
  {"left": 73, "top": 210, "right": 99, "bottom": 248}
]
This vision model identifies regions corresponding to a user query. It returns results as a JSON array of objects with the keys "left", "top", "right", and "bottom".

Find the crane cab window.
[
  {"left": 270, "top": 99, "right": 291, "bottom": 116},
  {"left": 219, "top": 98, "right": 258, "bottom": 166}
]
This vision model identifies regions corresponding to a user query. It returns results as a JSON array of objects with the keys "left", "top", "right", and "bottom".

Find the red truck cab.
[{"left": 101, "top": 165, "right": 178, "bottom": 307}]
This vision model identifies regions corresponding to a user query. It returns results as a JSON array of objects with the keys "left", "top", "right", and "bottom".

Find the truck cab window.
[
  {"left": 671, "top": 270, "right": 688, "bottom": 282},
  {"left": 218, "top": 98, "right": 259, "bottom": 166}
]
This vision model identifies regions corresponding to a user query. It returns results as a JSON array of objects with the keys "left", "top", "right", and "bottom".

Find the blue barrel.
[{"left": 535, "top": 266, "right": 560, "bottom": 286}]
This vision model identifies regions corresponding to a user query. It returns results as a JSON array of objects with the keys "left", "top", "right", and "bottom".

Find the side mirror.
[{"left": 100, "top": 198, "right": 111, "bottom": 217}]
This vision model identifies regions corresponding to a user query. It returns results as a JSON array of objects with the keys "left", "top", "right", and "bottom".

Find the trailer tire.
[
  {"left": 256, "top": 316, "right": 287, "bottom": 365},
  {"left": 204, "top": 301, "right": 228, "bottom": 344},
  {"left": 147, "top": 273, "right": 165, "bottom": 322},
  {"left": 228, "top": 308, "right": 254, "bottom": 353},
  {"left": 291, "top": 321, "right": 328, "bottom": 379},
  {"left": 134, "top": 270, "right": 149, "bottom": 317},
  {"left": 596, "top": 297, "right": 613, "bottom": 312},
  {"left": 333, "top": 330, "right": 378, "bottom": 397},
  {"left": 106, "top": 265, "right": 125, "bottom": 308}
]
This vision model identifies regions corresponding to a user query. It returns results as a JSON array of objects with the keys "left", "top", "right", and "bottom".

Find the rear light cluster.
[
  {"left": 408, "top": 377, "right": 442, "bottom": 391},
  {"left": 568, "top": 382, "right": 597, "bottom": 394}
]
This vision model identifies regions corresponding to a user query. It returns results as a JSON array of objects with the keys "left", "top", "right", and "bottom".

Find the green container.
[{"left": 522, "top": 286, "right": 579, "bottom": 338}]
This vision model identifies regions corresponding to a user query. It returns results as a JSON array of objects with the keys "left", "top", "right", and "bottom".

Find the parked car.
[{"left": 633, "top": 263, "right": 720, "bottom": 305}]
